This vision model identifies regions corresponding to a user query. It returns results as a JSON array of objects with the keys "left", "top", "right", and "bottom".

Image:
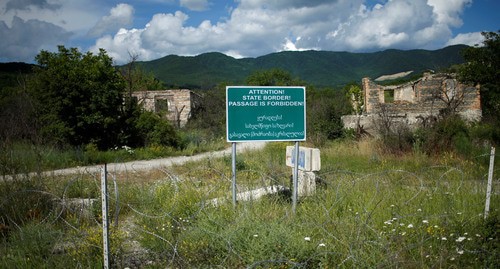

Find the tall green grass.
[{"left": 1, "top": 139, "right": 498, "bottom": 268}]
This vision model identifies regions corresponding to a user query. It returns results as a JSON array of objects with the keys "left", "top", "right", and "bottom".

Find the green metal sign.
[{"left": 226, "top": 86, "right": 306, "bottom": 142}]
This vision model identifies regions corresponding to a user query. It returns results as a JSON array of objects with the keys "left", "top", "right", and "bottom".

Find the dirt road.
[{"left": 31, "top": 142, "right": 267, "bottom": 177}]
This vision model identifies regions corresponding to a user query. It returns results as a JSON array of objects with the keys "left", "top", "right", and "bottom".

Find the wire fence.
[{"left": 1, "top": 150, "right": 499, "bottom": 268}]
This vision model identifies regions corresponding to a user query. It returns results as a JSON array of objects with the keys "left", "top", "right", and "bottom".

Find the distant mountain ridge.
[
  {"left": 0, "top": 45, "right": 468, "bottom": 89},
  {"left": 136, "top": 44, "right": 468, "bottom": 88}
]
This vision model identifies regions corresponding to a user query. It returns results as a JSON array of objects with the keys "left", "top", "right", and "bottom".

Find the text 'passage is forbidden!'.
[{"left": 226, "top": 86, "right": 306, "bottom": 142}]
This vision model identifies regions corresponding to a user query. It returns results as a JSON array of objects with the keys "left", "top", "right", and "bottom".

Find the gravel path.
[{"left": 25, "top": 142, "right": 267, "bottom": 177}]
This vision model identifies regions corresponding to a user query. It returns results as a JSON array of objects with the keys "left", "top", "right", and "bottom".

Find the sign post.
[{"left": 226, "top": 86, "right": 306, "bottom": 211}]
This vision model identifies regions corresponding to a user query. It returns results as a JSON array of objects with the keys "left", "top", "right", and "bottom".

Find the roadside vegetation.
[
  {"left": 0, "top": 31, "right": 499, "bottom": 267},
  {"left": 1, "top": 138, "right": 498, "bottom": 268}
]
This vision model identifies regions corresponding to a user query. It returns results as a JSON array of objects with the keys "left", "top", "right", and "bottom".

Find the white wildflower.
[
  {"left": 422, "top": 220, "right": 429, "bottom": 224},
  {"left": 318, "top": 243, "right": 326, "bottom": 247},
  {"left": 456, "top": 237, "right": 466, "bottom": 242},
  {"left": 304, "top": 237, "right": 311, "bottom": 241},
  {"left": 253, "top": 234, "right": 258, "bottom": 238},
  {"left": 441, "top": 237, "right": 447, "bottom": 241},
  {"left": 407, "top": 224, "right": 414, "bottom": 228}
]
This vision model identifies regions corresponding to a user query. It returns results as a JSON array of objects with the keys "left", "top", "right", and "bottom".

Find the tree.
[
  {"left": 29, "top": 46, "right": 126, "bottom": 149},
  {"left": 458, "top": 31, "right": 500, "bottom": 122},
  {"left": 307, "top": 86, "right": 351, "bottom": 146},
  {"left": 246, "top": 68, "right": 305, "bottom": 86},
  {"left": 345, "top": 84, "right": 363, "bottom": 116},
  {"left": 186, "top": 83, "right": 227, "bottom": 136}
]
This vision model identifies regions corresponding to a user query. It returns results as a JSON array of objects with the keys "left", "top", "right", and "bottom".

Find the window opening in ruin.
[
  {"left": 384, "top": 89, "right": 394, "bottom": 103},
  {"left": 155, "top": 98, "right": 169, "bottom": 113}
]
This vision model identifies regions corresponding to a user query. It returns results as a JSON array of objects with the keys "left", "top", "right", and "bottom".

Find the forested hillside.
[
  {"left": 136, "top": 44, "right": 468, "bottom": 88},
  {"left": 1, "top": 45, "right": 468, "bottom": 89}
]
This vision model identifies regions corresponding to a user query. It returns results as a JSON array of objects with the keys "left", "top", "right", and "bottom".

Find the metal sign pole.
[
  {"left": 232, "top": 142, "right": 237, "bottom": 208},
  {"left": 101, "top": 164, "right": 110, "bottom": 269},
  {"left": 292, "top": 141, "right": 299, "bottom": 213}
]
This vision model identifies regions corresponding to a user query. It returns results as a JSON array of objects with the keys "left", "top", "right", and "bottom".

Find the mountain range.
[
  {"left": 136, "top": 44, "right": 468, "bottom": 89},
  {"left": 0, "top": 44, "right": 468, "bottom": 90}
]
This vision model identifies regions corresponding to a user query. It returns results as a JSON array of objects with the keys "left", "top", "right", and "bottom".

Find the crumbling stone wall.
[
  {"left": 343, "top": 73, "right": 481, "bottom": 135},
  {"left": 132, "top": 89, "right": 200, "bottom": 127}
]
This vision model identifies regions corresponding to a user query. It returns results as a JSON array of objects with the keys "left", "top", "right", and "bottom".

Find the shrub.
[{"left": 136, "top": 111, "right": 183, "bottom": 148}]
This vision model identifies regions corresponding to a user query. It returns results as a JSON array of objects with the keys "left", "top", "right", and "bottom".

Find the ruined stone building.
[
  {"left": 132, "top": 89, "right": 201, "bottom": 127},
  {"left": 342, "top": 72, "right": 482, "bottom": 135}
]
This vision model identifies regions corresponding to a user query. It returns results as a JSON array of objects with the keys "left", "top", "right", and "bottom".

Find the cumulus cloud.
[
  {"left": 0, "top": 16, "right": 72, "bottom": 62},
  {"left": 446, "top": 32, "right": 485, "bottom": 47},
  {"left": 180, "top": 0, "right": 210, "bottom": 11},
  {"left": 0, "top": 0, "right": 481, "bottom": 64},
  {"left": 88, "top": 3, "right": 134, "bottom": 37}
]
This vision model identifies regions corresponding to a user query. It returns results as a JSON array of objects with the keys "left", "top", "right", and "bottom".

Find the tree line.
[{"left": 0, "top": 31, "right": 498, "bottom": 154}]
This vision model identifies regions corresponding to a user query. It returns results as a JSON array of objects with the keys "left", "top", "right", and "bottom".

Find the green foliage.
[
  {"left": 307, "top": 87, "right": 351, "bottom": 146},
  {"left": 0, "top": 222, "right": 70, "bottom": 268},
  {"left": 186, "top": 84, "right": 227, "bottom": 137},
  {"left": 136, "top": 111, "right": 182, "bottom": 148},
  {"left": 246, "top": 68, "right": 305, "bottom": 86},
  {"left": 375, "top": 114, "right": 497, "bottom": 159},
  {"left": 1, "top": 139, "right": 499, "bottom": 268},
  {"left": 29, "top": 46, "right": 127, "bottom": 149},
  {"left": 458, "top": 31, "right": 500, "bottom": 132},
  {"left": 345, "top": 83, "right": 363, "bottom": 115}
]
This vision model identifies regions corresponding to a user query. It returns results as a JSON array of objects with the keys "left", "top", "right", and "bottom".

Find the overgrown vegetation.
[
  {"left": 373, "top": 31, "right": 500, "bottom": 156},
  {"left": 0, "top": 33, "right": 499, "bottom": 268},
  {"left": 1, "top": 139, "right": 498, "bottom": 268}
]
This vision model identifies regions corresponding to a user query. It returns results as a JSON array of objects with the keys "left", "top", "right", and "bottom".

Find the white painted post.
[
  {"left": 484, "top": 147, "right": 495, "bottom": 219},
  {"left": 101, "top": 164, "right": 110, "bottom": 269}
]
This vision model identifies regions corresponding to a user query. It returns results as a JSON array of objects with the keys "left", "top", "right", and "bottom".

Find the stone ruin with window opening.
[
  {"left": 341, "top": 72, "right": 482, "bottom": 136},
  {"left": 132, "top": 89, "right": 201, "bottom": 128}
]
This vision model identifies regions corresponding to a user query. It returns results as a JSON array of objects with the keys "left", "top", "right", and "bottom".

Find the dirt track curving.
[{"left": 12, "top": 142, "right": 267, "bottom": 178}]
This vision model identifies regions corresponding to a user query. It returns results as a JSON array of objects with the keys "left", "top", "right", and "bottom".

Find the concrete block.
[{"left": 298, "top": 170, "right": 316, "bottom": 196}]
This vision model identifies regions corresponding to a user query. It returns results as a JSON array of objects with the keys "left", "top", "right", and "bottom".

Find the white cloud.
[
  {"left": 88, "top": 3, "right": 134, "bottom": 37},
  {"left": 180, "top": 0, "right": 210, "bottom": 11},
  {"left": 446, "top": 32, "right": 484, "bottom": 46},
  {"left": 0, "top": 0, "right": 479, "bottom": 64},
  {"left": 427, "top": 0, "right": 472, "bottom": 27}
]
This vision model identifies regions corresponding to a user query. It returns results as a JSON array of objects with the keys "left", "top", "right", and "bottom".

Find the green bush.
[{"left": 136, "top": 111, "right": 183, "bottom": 148}]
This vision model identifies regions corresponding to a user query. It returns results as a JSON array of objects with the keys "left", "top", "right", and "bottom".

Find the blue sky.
[{"left": 0, "top": 0, "right": 498, "bottom": 64}]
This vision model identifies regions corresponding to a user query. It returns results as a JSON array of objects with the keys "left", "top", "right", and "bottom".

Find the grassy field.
[{"left": 1, "top": 139, "right": 498, "bottom": 268}]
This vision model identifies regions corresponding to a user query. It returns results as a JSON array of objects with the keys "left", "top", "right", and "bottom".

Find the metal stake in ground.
[
  {"left": 101, "top": 164, "right": 110, "bottom": 269},
  {"left": 484, "top": 147, "right": 495, "bottom": 219}
]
